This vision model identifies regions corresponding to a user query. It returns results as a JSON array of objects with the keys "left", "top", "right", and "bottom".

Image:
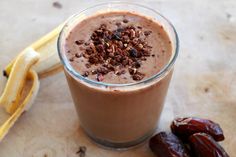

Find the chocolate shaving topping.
[
  {"left": 76, "top": 22, "right": 153, "bottom": 81},
  {"left": 129, "top": 68, "right": 137, "bottom": 75},
  {"left": 52, "top": 1, "right": 62, "bottom": 9},
  {"left": 137, "top": 26, "right": 142, "bottom": 29},
  {"left": 76, "top": 146, "right": 87, "bottom": 157},
  {"left": 144, "top": 30, "right": 152, "bottom": 36},
  {"left": 75, "top": 53, "right": 82, "bottom": 58},
  {"left": 132, "top": 72, "right": 145, "bottom": 81},
  {"left": 75, "top": 40, "right": 84, "bottom": 45},
  {"left": 123, "top": 19, "right": 129, "bottom": 23},
  {"left": 82, "top": 71, "right": 89, "bottom": 77},
  {"left": 69, "top": 58, "right": 74, "bottom": 62},
  {"left": 96, "top": 73, "right": 104, "bottom": 82},
  {"left": 116, "top": 22, "right": 122, "bottom": 27},
  {"left": 85, "top": 63, "right": 91, "bottom": 68}
]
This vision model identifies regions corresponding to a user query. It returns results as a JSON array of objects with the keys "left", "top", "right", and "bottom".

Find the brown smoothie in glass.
[
  {"left": 65, "top": 12, "right": 172, "bottom": 84},
  {"left": 62, "top": 11, "right": 173, "bottom": 147}
]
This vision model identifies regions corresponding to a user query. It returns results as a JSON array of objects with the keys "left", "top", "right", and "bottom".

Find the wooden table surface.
[{"left": 0, "top": 0, "right": 235, "bottom": 157}]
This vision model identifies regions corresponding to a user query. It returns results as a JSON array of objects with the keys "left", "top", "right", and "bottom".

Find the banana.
[
  {"left": 32, "top": 36, "right": 62, "bottom": 78},
  {"left": 0, "top": 69, "right": 39, "bottom": 141},
  {"left": 0, "top": 17, "right": 87, "bottom": 141},
  {"left": 0, "top": 48, "right": 40, "bottom": 114},
  {"left": 4, "top": 24, "right": 64, "bottom": 78},
  {"left": 23, "top": 70, "right": 40, "bottom": 111},
  {"left": 37, "top": 63, "right": 63, "bottom": 79},
  {"left": 0, "top": 23, "right": 67, "bottom": 142}
]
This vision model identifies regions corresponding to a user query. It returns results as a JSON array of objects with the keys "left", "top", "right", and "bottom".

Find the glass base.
[{"left": 83, "top": 128, "right": 155, "bottom": 150}]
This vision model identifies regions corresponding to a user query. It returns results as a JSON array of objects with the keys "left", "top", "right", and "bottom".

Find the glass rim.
[{"left": 57, "top": 1, "right": 179, "bottom": 88}]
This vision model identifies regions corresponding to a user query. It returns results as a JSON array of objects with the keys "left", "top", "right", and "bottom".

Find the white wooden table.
[{"left": 0, "top": 0, "right": 235, "bottom": 156}]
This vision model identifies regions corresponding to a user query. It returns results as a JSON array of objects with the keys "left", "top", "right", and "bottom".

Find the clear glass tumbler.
[{"left": 58, "top": 2, "right": 179, "bottom": 149}]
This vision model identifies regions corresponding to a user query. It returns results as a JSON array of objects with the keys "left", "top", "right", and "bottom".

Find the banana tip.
[{"left": 2, "top": 70, "right": 8, "bottom": 78}]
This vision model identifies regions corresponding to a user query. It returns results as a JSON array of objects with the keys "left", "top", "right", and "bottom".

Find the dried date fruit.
[
  {"left": 171, "top": 117, "right": 224, "bottom": 141},
  {"left": 149, "top": 132, "right": 190, "bottom": 157},
  {"left": 189, "top": 133, "right": 229, "bottom": 157}
]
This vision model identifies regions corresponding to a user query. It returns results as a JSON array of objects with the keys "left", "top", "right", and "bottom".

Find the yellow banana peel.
[
  {"left": 0, "top": 48, "right": 40, "bottom": 114},
  {"left": 4, "top": 24, "right": 63, "bottom": 78},
  {"left": 0, "top": 21, "right": 79, "bottom": 142},
  {"left": 0, "top": 69, "right": 39, "bottom": 141}
]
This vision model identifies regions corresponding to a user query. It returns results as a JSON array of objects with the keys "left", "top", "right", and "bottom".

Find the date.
[
  {"left": 171, "top": 117, "right": 224, "bottom": 141},
  {"left": 149, "top": 132, "right": 190, "bottom": 157},
  {"left": 189, "top": 133, "right": 229, "bottom": 157}
]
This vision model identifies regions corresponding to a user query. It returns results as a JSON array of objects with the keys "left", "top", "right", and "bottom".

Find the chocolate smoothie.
[
  {"left": 65, "top": 12, "right": 172, "bottom": 84},
  {"left": 59, "top": 8, "right": 177, "bottom": 148}
]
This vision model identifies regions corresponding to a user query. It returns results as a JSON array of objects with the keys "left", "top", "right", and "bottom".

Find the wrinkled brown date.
[
  {"left": 189, "top": 133, "right": 229, "bottom": 157},
  {"left": 149, "top": 132, "right": 190, "bottom": 157},
  {"left": 171, "top": 117, "right": 224, "bottom": 141}
]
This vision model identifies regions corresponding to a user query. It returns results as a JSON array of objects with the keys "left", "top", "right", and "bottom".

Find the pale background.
[{"left": 0, "top": 0, "right": 235, "bottom": 157}]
